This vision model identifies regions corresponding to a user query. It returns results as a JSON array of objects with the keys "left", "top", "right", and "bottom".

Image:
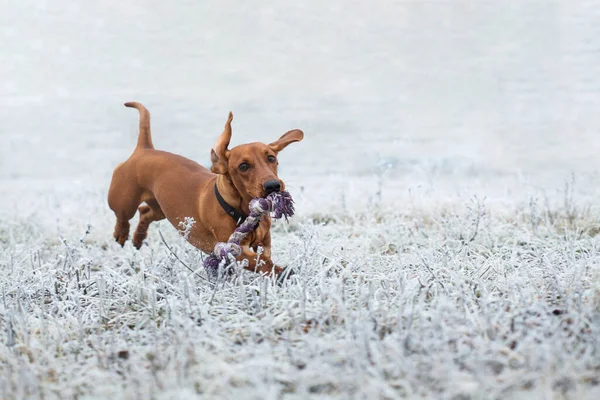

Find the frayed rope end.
[{"left": 267, "top": 190, "right": 295, "bottom": 221}]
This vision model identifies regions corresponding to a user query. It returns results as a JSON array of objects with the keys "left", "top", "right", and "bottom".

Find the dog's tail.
[{"left": 124, "top": 102, "right": 154, "bottom": 150}]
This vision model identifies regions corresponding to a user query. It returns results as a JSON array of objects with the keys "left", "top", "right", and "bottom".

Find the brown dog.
[{"left": 108, "top": 102, "right": 303, "bottom": 276}]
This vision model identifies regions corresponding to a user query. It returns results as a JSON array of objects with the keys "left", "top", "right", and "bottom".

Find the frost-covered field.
[
  {"left": 2, "top": 1, "right": 600, "bottom": 399},
  {"left": 1, "top": 182, "right": 600, "bottom": 399}
]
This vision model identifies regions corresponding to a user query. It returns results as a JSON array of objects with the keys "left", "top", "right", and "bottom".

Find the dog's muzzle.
[{"left": 263, "top": 179, "right": 281, "bottom": 194}]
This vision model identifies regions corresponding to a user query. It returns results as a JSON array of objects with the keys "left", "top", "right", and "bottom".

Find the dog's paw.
[
  {"left": 114, "top": 233, "right": 128, "bottom": 247},
  {"left": 276, "top": 266, "right": 296, "bottom": 285},
  {"left": 132, "top": 235, "right": 145, "bottom": 250},
  {"left": 113, "top": 221, "right": 130, "bottom": 247}
]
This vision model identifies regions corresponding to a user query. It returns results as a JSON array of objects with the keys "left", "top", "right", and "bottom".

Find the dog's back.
[{"left": 108, "top": 103, "right": 217, "bottom": 249}]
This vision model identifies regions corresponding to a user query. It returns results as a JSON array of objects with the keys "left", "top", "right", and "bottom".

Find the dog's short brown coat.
[{"left": 108, "top": 102, "right": 303, "bottom": 276}]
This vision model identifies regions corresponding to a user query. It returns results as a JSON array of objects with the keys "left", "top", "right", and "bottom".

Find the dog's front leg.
[{"left": 238, "top": 245, "right": 283, "bottom": 277}]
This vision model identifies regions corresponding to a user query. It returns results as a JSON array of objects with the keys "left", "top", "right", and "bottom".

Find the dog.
[{"left": 108, "top": 102, "right": 303, "bottom": 277}]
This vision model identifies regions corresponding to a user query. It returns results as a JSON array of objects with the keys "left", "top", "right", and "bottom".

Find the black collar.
[{"left": 214, "top": 184, "right": 246, "bottom": 225}]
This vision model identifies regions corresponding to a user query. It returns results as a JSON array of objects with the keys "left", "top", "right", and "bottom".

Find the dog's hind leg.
[
  {"left": 113, "top": 219, "right": 131, "bottom": 246},
  {"left": 108, "top": 166, "right": 142, "bottom": 247},
  {"left": 109, "top": 200, "right": 139, "bottom": 247},
  {"left": 109, "top": 200, "right": 138, "bottom": 247},
  {"left": 132, "top": 200, "right": 166, "bottom": 249}
]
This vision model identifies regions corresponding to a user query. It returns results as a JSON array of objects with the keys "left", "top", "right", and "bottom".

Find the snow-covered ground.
[{"left": 1, "top": 1, "right": 599, "bottom": 398}]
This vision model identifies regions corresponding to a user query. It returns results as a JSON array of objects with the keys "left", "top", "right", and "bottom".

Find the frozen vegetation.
[{"left": 1, "top": 181, "right": 599, "bottom": 399}]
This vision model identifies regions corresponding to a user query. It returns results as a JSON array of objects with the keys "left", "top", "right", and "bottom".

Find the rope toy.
[{"left": 203, "top": 191, "right": 295, "bottom": 278}]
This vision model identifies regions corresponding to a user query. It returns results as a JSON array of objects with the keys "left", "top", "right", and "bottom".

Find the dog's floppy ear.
[
  {"left": 268, "top": 129, "right": 304, "bottom": 153},
  {"left": 210, "top": 112, "right": 233, "bottom": 174}
]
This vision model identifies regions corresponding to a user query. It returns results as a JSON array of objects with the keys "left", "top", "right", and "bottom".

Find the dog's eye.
[
  {"left": 267, "top": 155, "right": 277, "bottom": 163},
  {"left": 239, "top": 163, "right": 250, "bottom": 172}
]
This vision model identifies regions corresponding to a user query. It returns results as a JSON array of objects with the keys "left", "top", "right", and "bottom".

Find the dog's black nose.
[{"left": 264, "top": 180, "right": 281, "bottom": 194}]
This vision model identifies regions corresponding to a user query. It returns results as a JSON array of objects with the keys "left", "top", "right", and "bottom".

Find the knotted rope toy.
[{"left": 203, "top": 191, "right": 295, "bottom": 278}]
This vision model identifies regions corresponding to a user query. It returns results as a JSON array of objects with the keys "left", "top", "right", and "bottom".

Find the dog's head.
[{"left": 210, "top": 112, "right": 304, "bottom": 199}]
